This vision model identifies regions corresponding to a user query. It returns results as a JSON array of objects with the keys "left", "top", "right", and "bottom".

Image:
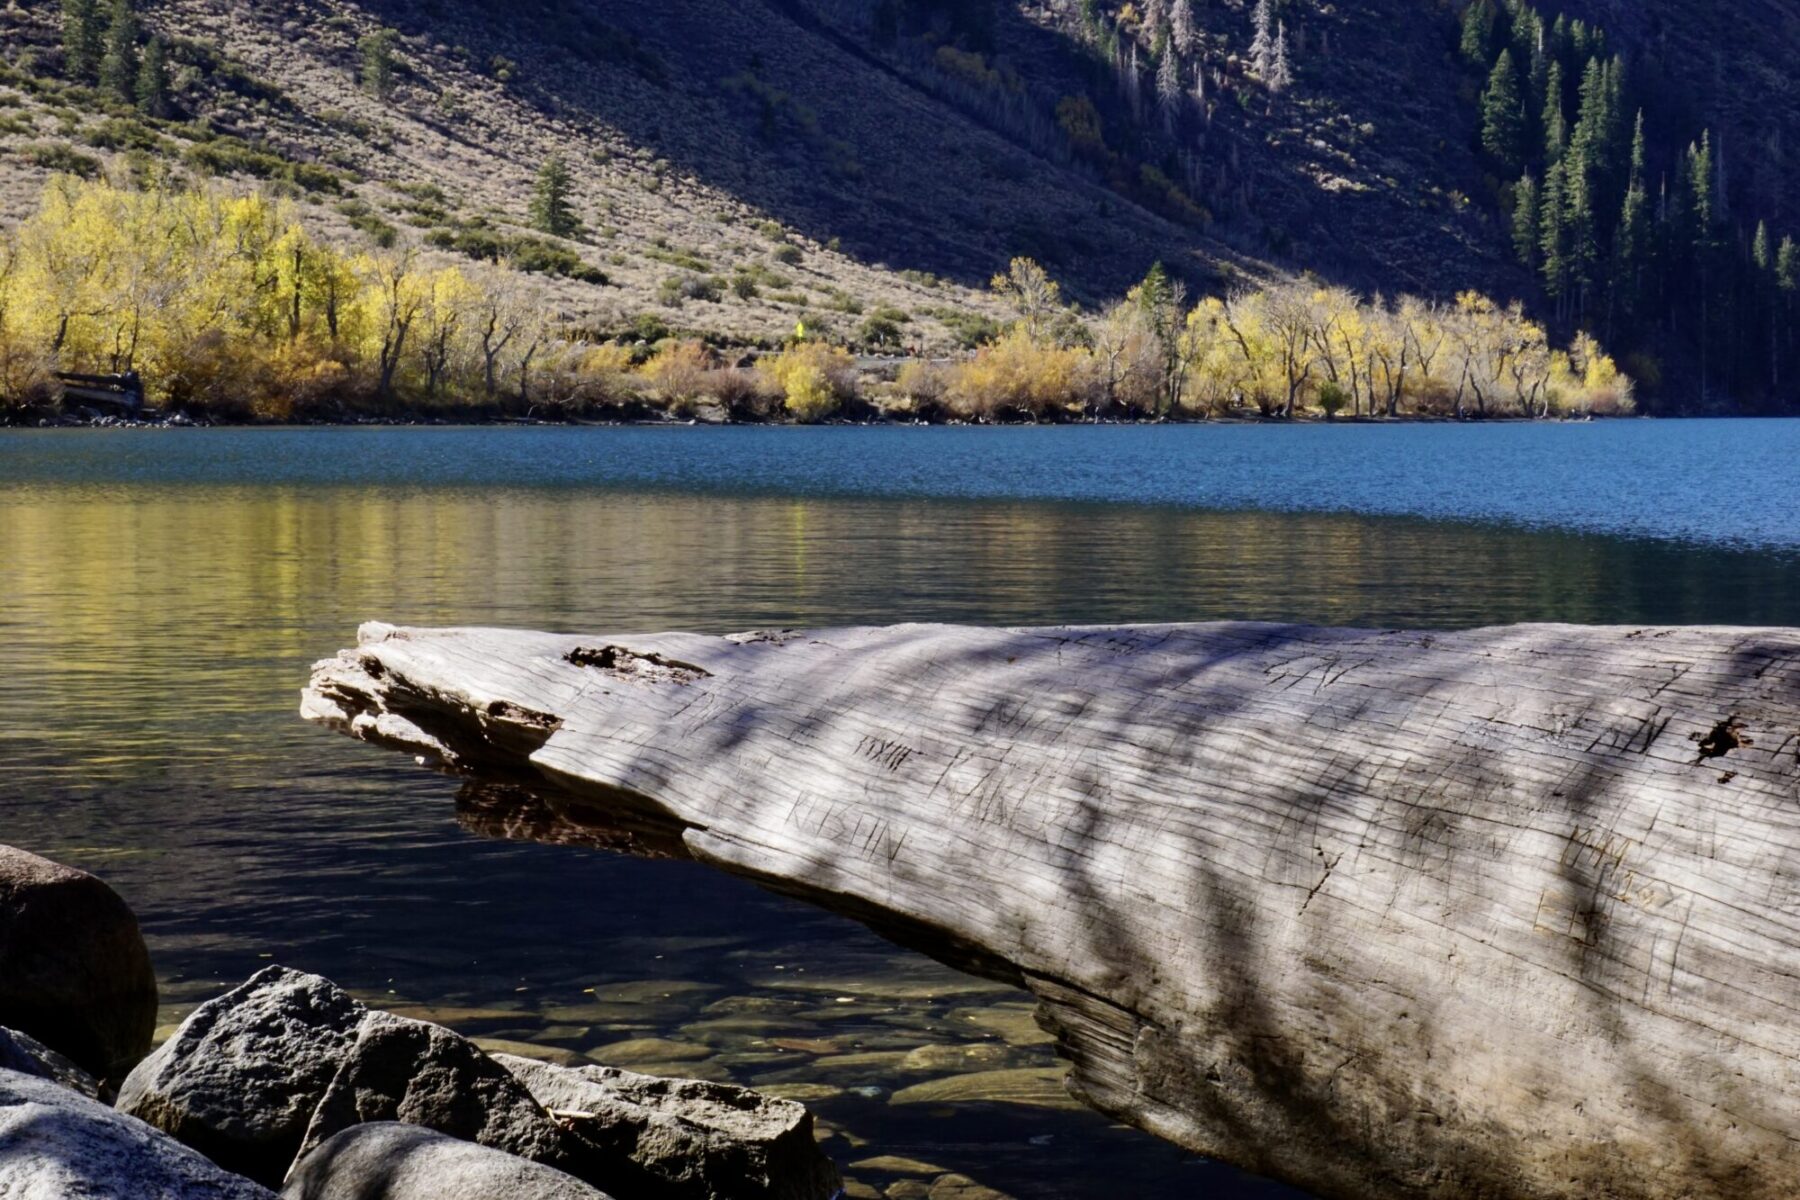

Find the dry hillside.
[{"left": 1, "top": 0, "right": 1795, "bottom": 383}]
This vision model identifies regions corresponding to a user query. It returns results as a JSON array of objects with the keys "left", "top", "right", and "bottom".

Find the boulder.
[
  {"left": 497, "top": 1054, "right": 842, "bottom": 1200},
  {"left": 282, "top": 1123, "right": 611, "bottom": 1200},
  {"left": 0, "top": 1067, "right": 274, "bottom": 1198},
  {"left": 294, "top": 1011, "right": 574, "bottom": 1174},
  {"left": 0, "top": 1025, "right": 103, "bottom": 1099},
  {"left": 118, "top": 966, "right": 367, "bottom": 1186},
  {"left": 0, "top": 844, "right": 157, "bottom": 1081}
]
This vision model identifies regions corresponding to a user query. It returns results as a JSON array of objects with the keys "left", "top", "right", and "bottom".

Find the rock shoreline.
[{"left": 0, "top": 844, "right": 842, "bottom": 1200}]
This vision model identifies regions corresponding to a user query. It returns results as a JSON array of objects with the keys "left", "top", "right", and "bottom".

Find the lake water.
[{"left": 3, "top": 422, "right": 1797, "bottom": 1199}]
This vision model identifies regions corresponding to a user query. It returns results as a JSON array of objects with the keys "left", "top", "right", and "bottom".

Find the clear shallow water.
[{"left": 2, "top": 425, "right": 1798, "bottom": 1199}]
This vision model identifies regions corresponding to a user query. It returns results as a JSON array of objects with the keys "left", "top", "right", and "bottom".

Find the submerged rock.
[
  {"left": 117, "top": 966, "right": 367, "bottom": 1186},
  {"left": 0, "top": 844, "right": 158, "bottom": 1081},
  {"left": 281, "top": 1123, "right": 610, "bottom": 1200},
  {"left": 295, "top": 1011, "right": 572, "bottom": 1172},
  {"left": 886, "top": 1067, "right": 1076, "bottom": 1110},
  {"left": 0, "top": 1067, "right": 274, "bottom": 1199},
  {"left": 0, "top": 1025, "right": 104, "bottom": 1099},
  {"left": 497, "top": 1053, "right": 842, "bottom": 1200}
]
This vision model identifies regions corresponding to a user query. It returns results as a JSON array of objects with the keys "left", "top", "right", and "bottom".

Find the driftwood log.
[{"left": 302, "top": 621, "right": 1800, "bottom": 1200}]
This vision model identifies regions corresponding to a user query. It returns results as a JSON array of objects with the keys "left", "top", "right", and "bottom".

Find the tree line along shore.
[{"left": 0, "top": 175, "right": 1635, "bottom": 427}]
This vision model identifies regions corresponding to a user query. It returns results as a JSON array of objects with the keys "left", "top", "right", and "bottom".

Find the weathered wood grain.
[{"left": 302, "top": 621, "right": 1800, "bottom": 1200}]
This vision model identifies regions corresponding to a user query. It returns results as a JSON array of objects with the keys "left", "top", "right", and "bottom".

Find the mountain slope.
[{"left": 2, "top": 0, "right": 1796, "bottom": 404}]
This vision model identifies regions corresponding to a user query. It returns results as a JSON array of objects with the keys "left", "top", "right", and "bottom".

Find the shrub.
[
  {"left": 1316, "top": 380, "right": 1348, "bottom": 419},
  {"left": 630, "top": 312, "right": 672, "bottom": 343},
  {"left": 894, "top": 359, "right": 951, "bottom": 416},
  {"left": 758, "top": 342, "right": 855, "bottom": 422},
  {"left": 657, "top": 273, "right": 721, "bottom": 306},
  {"left": 947, "top": 328, "right": 1093, "bottom": 420},
  {"left": 857, "top": 313, "right": 903, "bottom": 348},
  {"left": 928, "top": 306, "right": 1003, "bottom": 349},
  {"left": 640, "top": 339, "right": 714, "bottom": 410},
  {"left": 771, "top": 244, "right": 803, "bottom": 266},
  {"left": 23, "top": 142, "right": 102, "bottom": 177},
  {"left": 704, "top": 366, "right": 779, "bottom": 420}
]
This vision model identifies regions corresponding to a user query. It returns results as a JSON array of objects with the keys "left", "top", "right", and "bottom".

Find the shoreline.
[{"left": 3, "top": 409, "right": 1649, "bottom": 430}]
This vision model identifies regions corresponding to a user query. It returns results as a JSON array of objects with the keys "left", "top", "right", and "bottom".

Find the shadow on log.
[{"left": 302, "top": 621, "right": 1800, "bottom": 1200}]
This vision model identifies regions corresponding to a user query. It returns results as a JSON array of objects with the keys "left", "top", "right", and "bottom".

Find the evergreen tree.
[
  {"left": 1611, "top": 113, "right": 1650, "bottom": 328},
  {"left": 1512, "top": 170, "right": 1540, "bottom": 268},
  {"left": 61, "top": 0, "right": 104, "bottom": 83},
  {"left": 1269, "top": 22, "right": 1293, "bottom": 93},
  {"left": 1542, "top": 61, "right": 1568, "bottom": 163},
  {"left": 1249, "top": 0, "right": 1275, "bottom": 80},
  {"left": 1480, "top": 50, "right": 1526, "bottom": 171},
  {"left": 1169, "top": 0, "right": 1197, "bottom": 56},
  {"left": 1460, "top": 0, "right": 1497, "bottom": 66},
  {"left": 359, "top": 28, "right": 399, "bottom": 100},
  {"left": 1539, "top": 158, "right": 1570, "bottom": 309},
  {"left": 1778, "top": 236, "right": 1799, "bottom": 390},
  {"left": 1156, "top": 44, "right": 1182, "bottom": 120},
  {"left": 98, "top": 0, "right": 139, "bottom": 105},
  {"left": 136, "top": 34, "right": 170, "bottom": 118},
  {"left": 1508, "top": 2, "right": 1539, "bottom": 67},
  {"left": 1753, "top": 221, "right": 1773, "bottom": 275},
  {"left": 1684, "top": 133, "right": 1719, "bottom": 400},
  {"left": 1563, "top": 142, "right": 1600, "bottom": 317},
  {"left": 1687, "top": 133, "right": 1716, "bottom": 247},
  {"left": 529, "top": 155, "right": 577, "bottom": 237},
  {"left": 1753, "top": 220, "right": 1776, "bottom": 392}
]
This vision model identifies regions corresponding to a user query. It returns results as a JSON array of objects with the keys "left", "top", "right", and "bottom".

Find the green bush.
[
  {"left": 23, "top": 142, "right": 102, "bottom": 177},
  {"left": 183, "top": 136, "right": 341, "bottom": 194}
]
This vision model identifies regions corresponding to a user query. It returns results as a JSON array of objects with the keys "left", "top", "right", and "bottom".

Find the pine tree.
[
  {"left": 1508, "top": 2, "right": 1539, "bottom": 65},
  {"left": 1480, "top": 50, "right": 1526, "bottom": 171},
  {"left": 1542, "top": 61, "right": 1568, "bottom": 163},
  {"left": 1249, "top": 0, "right": 1275, "bottom": 80},
  {"left": 1778, "top": 236, "right": 1799, "bottom": 390},
  {"left": 98, "top": 0, "right": 138, "bottom": 105},
  {"left": 1169, "top": 0, "right": 1197, "bottom": 56},
  {"left": 529, "top": 155, "right": 577, "bottom": 237},
  {"left": 1611, "top": 112, "right": 1650, "bottom": 328},
  {"left": 1539, "top": 158, "right": 1570, "bottom": 310},
  {"left": 136, "top": 34, "right": 170, "bottom": 118},
  {"left": 1269, "top": 21, "right": 1293, "bottom": 93},
  {"left": 1563, "top": 141, "right": 1600, "bottom": 317},
  {"left": 1460, "top": 0, "right": 1497, "bottom": 66},
  {"left": 62, "top": 0, "right": 104, "bottom": 83},
  {"left": 1687, "top": 133, "right": 1716, "bottom": 246},
  {"left": 1512, "top": 170, "right": 1539, "bottom": 268},
  {"left": 1156, "top": 45, "right": 1183, "bottom": 119},
  {"left": 1685, "top": 133, "right": 1719, "bottom": 401},
  {"left": 1753, "top": 219, "right": 1776, "bottom": 392},
  {"left": 1142, "top": 0, "right": 1166, "bottom": 38}
]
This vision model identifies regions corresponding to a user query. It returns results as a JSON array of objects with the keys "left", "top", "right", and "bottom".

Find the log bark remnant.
[{"left": 303, "top": 621, "right": 1800, "bottom": 1200}]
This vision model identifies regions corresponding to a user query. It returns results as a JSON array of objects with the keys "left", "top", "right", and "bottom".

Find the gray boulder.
[
  {"left": 282, "top": 1123, "right": 612, "bottom": 1200},
  {"left": 496, "top": 1054, "right": 842, "bottom": 1200},
  {"left": 294, "top": 1012, "right": 574, "bottom": 1173},
  {"left": 0, "top": 1025, "right": 103, "bottom": 1099},
  {"left": 118, "top": 966, "right": 367, "bottom": 1186},
  {"left": 0, "top": 844, "right": 157, "bottom": 1081},
  {"left": 0, "top": 1067, "right": 274, "bottom": 1199}
]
